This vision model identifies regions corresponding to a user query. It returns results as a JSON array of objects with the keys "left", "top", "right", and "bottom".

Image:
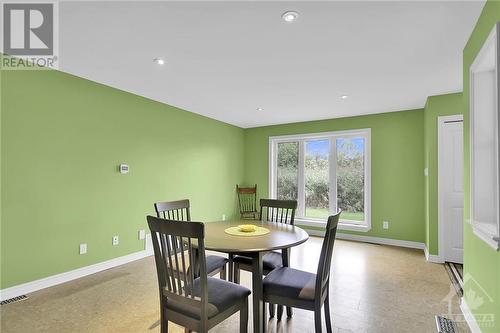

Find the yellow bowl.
[{"left": 238, "top": 224, "right": 257, "bottom": 232}]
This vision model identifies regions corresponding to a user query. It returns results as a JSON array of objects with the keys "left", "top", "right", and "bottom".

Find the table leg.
[
  {"left": 282, "top": 248, "right": 293, "bottom": 318},
  {"left": 228, "top": 253, "right": 234, "bottom": 282},
  {"left": 251, "top": 252, "right": 264, "bottom": 333}
]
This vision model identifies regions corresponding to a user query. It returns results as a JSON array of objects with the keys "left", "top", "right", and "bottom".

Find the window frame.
[
  {"left": 269, "top": 128, "right": 371, "bottom": 232},
  {"left": 469, "top": 22, "right": 500, "bottom": 250}
]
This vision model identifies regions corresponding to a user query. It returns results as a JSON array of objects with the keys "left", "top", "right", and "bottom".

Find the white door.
[{"left": 439, "top": 118, "right": 464, "bottom": 264}]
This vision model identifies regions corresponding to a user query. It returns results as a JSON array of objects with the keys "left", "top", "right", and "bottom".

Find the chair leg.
[
  {"left": 234, "top": 263, "right": 241, "bottom": 284},
  {"left": 161, "top": 304, "right": 168, "bottom": 333},
  {"left": 269, "top": 303, "right": 275, "bottom": 318},
  {"left": 240, "top": 297, "right": 249, "bottom": 333},
  {"left": 277, "top": 305, "right": 284, "bottom": 321},
  {"left": 314, "top": 309, "right": 322, "bottom": 333},
  {"left": 220, "top": 264, "right": 227, "bottom": 280},
  {"left": 262, "top": 301, "right": 267, "bottom": 332},
  {"left": 199, "top": 321, "right": 208, "bottom": 333},
  {"left": 286, "top": 306, "right": 293, "bottom": 318},
  {"left": 324, "top": 290, "right": 332, "bottom": 333}
]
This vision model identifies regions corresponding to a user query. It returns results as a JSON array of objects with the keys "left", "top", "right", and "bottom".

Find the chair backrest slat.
[
  {"left": 156, "top": 233, "right": 171, "bottom": 292},
  {"left": 179, "top": 236, "right": 189, "bottom": 296},
  {"left": 259, "top": 199, "right": 297, "bottom": 225},
  {"left": 315, "top": 211, "right": 341, "bottom": 300},
  {"left": 147, "top": 215, "right": 209, "bottom": 316},
  {"left": 155, "top": 199, "right": 191, "bottom": 222},
  {"left": 164, "top": 234, "right": 177, "bottom": 293},
  {"left": 171, "top": 235, "right": 183, "bottom": 292},
  {"left": 236, "top": 184, "right": 257, "bottom": 215},
  {"left": 187, "top": 237, "right": 196, "bottom": 298}
]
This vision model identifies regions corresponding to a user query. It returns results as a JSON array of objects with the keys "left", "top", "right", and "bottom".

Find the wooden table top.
[{"left": 202, "top": 220, "right": 309, "bottom": 253}]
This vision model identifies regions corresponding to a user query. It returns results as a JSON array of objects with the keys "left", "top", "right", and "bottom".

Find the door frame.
[{"left": 438, "top": 114, "right": 464, "bottom": 262}]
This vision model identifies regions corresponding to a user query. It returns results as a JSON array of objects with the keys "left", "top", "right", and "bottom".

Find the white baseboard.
[
  {"left": 0, "top": 249, "right": 153, "bottom": 302},
  {"left": 424, "top": 246, "right": 444, "bottom": 263},
  {"left": 306, "top": 229, "right": 425, "bottom": 250},
  {"left": 460, "top": 298, "right": 482, "bottom": 333},
  {"left": 305, "top": 228, "right": 326, "bottom": 237}
]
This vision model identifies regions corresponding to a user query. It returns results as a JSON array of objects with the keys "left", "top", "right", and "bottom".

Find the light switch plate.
[{"left": 119, "top": 164, "right": 129, "bottom": 174}]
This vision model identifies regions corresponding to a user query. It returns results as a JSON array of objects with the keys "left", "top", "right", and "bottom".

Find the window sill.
[
  {"left": 295, "top": 218, "right": 371, "bottom": 232},
  {"left": 471, "top": 221, "right": 500, "bottom": 251}
]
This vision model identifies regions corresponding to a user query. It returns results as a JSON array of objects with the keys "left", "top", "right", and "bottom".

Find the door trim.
[{"left": 438, "top": 114, "right": 464, "bottom": 263}]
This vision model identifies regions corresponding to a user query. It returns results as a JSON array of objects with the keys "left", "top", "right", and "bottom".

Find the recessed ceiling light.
[
  {"left": 340, "top": 95, "right": 349, "bottom": 100},
  {"left": 153, "top": 58, "right": 165, "bottom": 65},
  {"left": 257, "top": 107, "right": 264, "bottom": 111},
  {"left": 282, "top": 11, "right": 299, "bottom": 23}
]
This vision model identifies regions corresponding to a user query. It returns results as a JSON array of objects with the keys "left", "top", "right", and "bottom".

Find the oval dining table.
[{"left": 202, "top": 219, "right": 309, "bottom": 333}]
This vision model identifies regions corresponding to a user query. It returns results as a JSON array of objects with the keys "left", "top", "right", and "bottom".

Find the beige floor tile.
[{"left": 1, "top": 238, "right": 468, "bottom": 333}]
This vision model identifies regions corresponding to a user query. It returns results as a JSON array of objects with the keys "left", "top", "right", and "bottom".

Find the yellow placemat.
[{"left": 224, "top": 226, "right": 270, "bottom": 237}]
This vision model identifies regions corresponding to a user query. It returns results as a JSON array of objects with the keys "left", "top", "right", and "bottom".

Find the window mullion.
[
  {"left": 271, "top": 141, "right": 277, "bottom": 198},
  {"left": 297, "top": 140, "right": 306, "bottom": 217},
  {"left": 330, "top": 137, "right": 338, "bottom": 213}
]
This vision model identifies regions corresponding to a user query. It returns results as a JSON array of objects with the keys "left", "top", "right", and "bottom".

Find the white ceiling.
[{"left": 59, "top": 1, "right": 485, "bottom": 128}]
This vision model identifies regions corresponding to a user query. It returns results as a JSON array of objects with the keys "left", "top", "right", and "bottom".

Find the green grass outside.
[{"left": 305, "top": 208, "right": 364, "bottom": 221}]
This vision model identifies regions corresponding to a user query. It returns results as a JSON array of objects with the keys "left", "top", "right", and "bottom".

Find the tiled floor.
[{"left": 1, "top": 237, "right": 469, "bottom": 332}]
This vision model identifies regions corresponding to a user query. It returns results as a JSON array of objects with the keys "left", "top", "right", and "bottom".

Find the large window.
[{"left": 270, "top": 129, "right": 371, "bottom": 231}]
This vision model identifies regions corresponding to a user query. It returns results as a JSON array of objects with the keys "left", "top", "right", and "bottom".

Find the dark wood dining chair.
[
  {"left": 155, "top": 199, "right": 228, "bottom": 279},
  {"left": 233, "top": 198, "right": 297, "bottom": 318},
  {"left": 262, "top": 211, "right": 341, "bottom": 333},
  {"left": 236, "top": 184, "right": 259, "bottom": 219},
  {"left": 147, "top": 216, "right": 251, "bottom": 333}
]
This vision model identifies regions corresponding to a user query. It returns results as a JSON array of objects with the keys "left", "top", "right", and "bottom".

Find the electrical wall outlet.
[
  {"left": 383, "top": 221, "right": 389, "bottom": 229},
  {"left": 222, "top": 214, "right": 226, "bottom": 221},
  {"left": 112, "top": 235, "right": 119, "bottom": 246},
  {"left": 145, "top": 233, "right": 153, "bottom": 252},
  {"left": 138, "top": 229, "right": 146, "bottom": 240},
  {"left": 79, "top": 243, "right": 87, "bottom": 255}
]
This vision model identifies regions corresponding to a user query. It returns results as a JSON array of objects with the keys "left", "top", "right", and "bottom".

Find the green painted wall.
[
  {"left": 0, "top": 69, "right": 245, "bottom": 289},
  {"left": 462, "top": 1, "right": 500, "bottom": 331},
  {"left": 423, "top": 93, "right": 463, "bottom": 255},
  {"left": 244, "top": 110, "right": 425, "bottom": 243},
  {"left": 3, "top": 7, "right": 499, "bottom": 330}
]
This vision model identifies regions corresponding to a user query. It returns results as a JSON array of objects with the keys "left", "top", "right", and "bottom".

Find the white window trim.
[
  {"left": 469, "top": 22, "right": 500, "bottom": 251},
  {"left": 268, "top": 128, "right": 371, "bottom": 232}
]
